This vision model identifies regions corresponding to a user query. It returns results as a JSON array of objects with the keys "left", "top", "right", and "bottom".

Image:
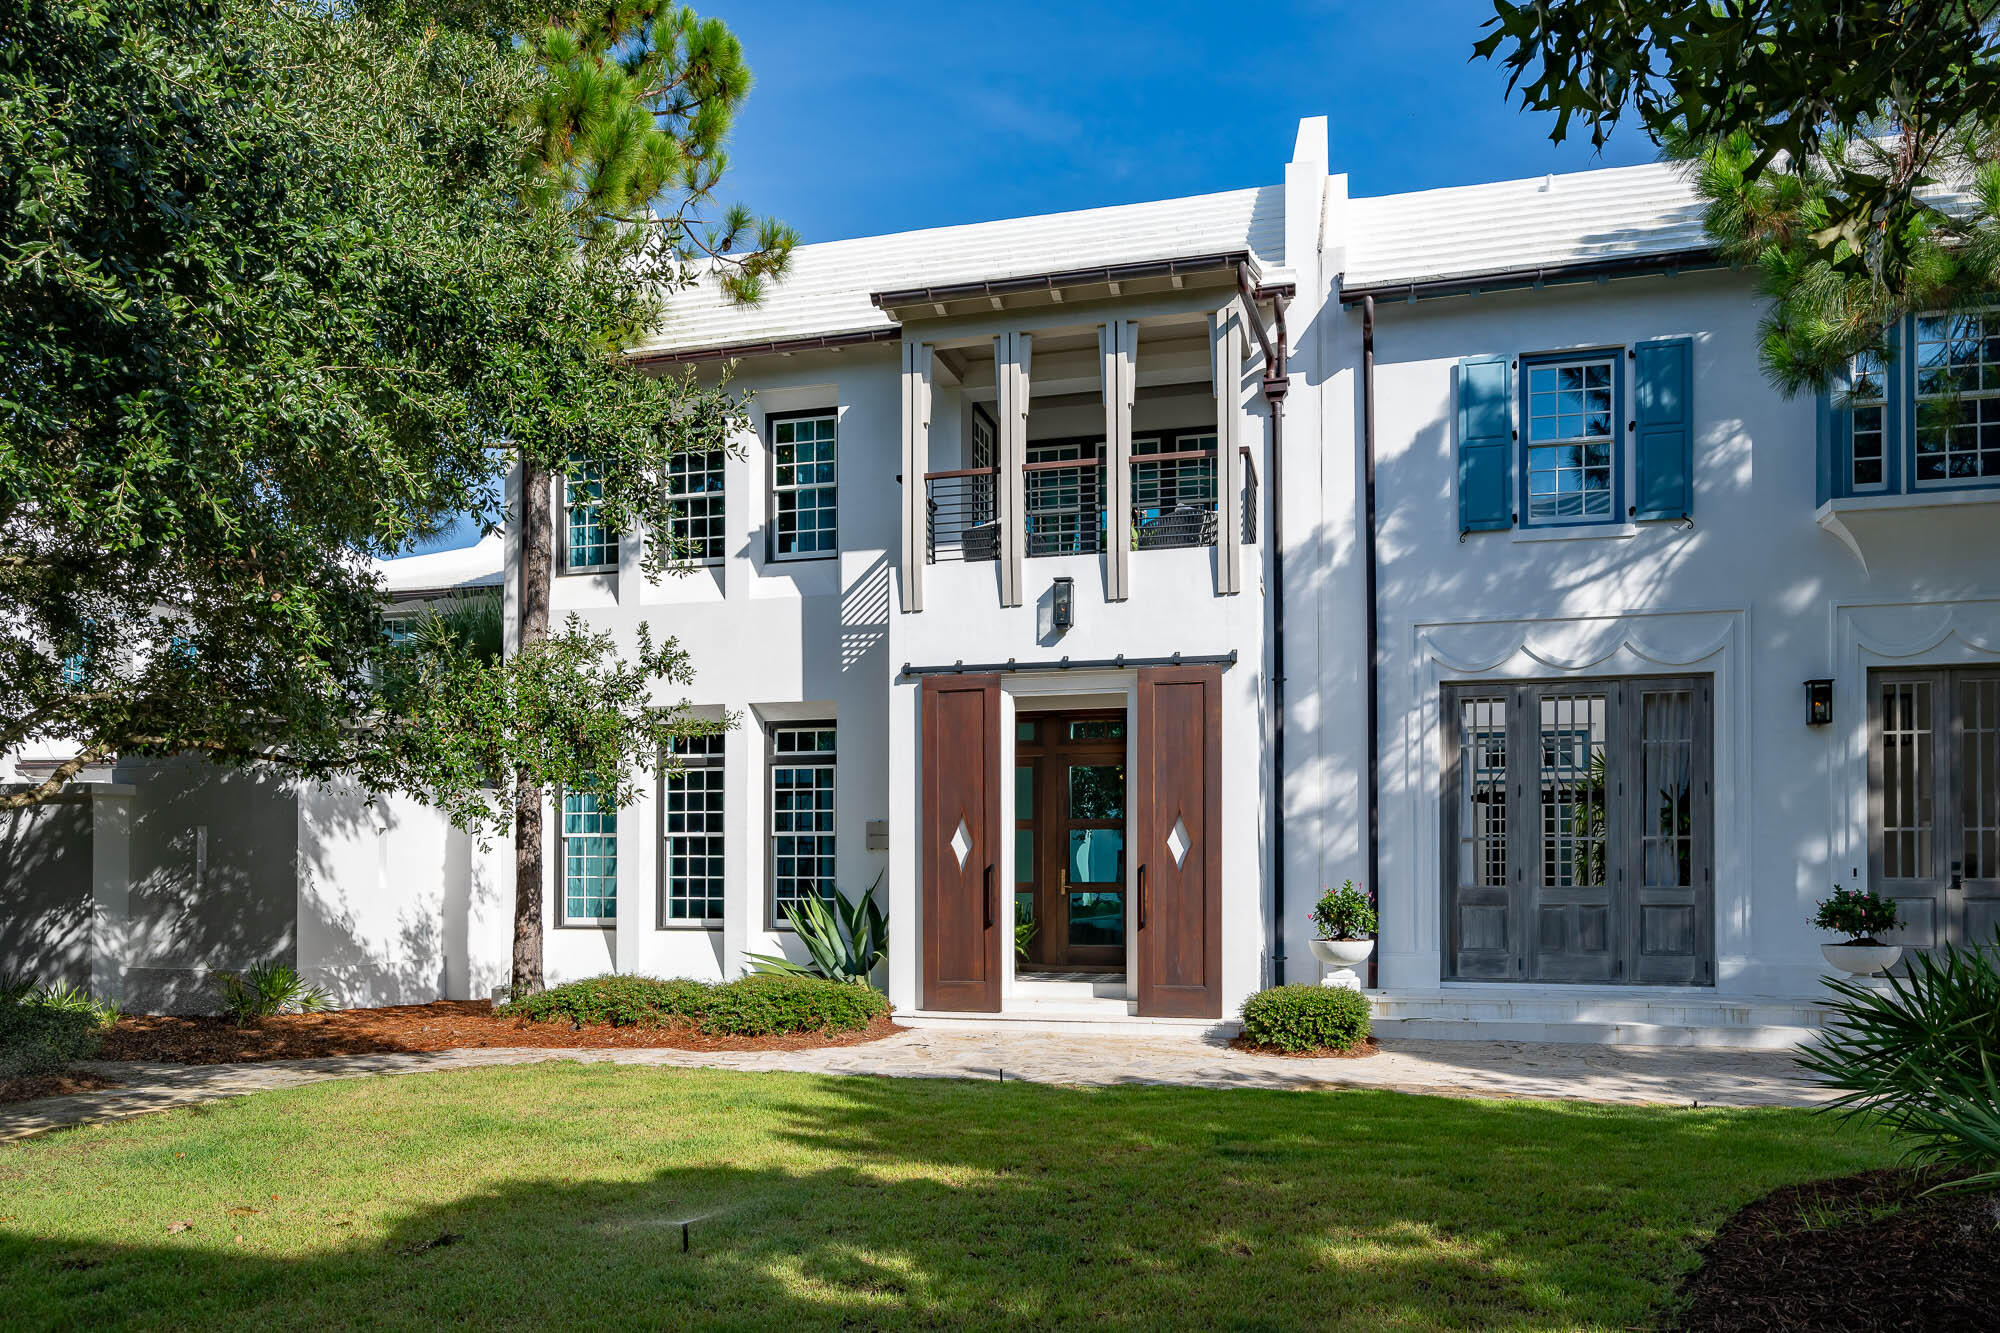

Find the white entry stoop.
[
  {"left": 899, "top": 977, "right": 1238, "bottom": 1038},
  {"left": 1367, "top": 987, "right": 1836, "bottom": 1050}
]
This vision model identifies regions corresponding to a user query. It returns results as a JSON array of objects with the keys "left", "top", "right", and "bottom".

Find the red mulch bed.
[
  {"left": 0, "top": 1070, "right": 122, "bottom": 1105},
  {"left": 95, "top": 1000, "right": 903, "bottom": 1065},
  {"left": 1672, "top": 1167, "right": 2000, "bottom": 1332},
  {"left": 1229, "top": 1035, "right": 1380, "bottom": 1060}
]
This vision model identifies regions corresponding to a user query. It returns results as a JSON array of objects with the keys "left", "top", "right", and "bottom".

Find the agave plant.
[
  {"left": 1799, "top": 931, "right": 2000, "bottom": 1192},
  {"left": 746, "top": 874, "right": 886, "bottom": 986}
]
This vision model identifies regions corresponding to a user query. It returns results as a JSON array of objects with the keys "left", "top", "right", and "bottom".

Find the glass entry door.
[
  {"left": 1871, "top": 669, "right": 2000, "bottom": 954},
  {"left": 1015, "top": 711, "right": 1127, "bottom": 970}
]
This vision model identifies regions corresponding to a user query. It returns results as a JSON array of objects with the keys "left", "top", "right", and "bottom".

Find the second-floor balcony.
[{"left": 923, "top": 435, "right": 1253, "bottom": 565}]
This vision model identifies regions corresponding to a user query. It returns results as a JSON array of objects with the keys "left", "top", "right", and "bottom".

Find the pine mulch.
[
  {"left": 1228, "top": 1036, "right": 1380, "bottom": 1059},
  {"left": 94, "top": 1000, "right": 902, "bottom": 1065},
  {"left": 1672, "top": 1167, "right": 2000, "bottom": 1332},
  {"left": 0, "top": 1070, "right": 122, "bottom": 1106}
]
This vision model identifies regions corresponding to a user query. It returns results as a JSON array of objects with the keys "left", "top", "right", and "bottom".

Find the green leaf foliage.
[
  {"left": 215, "top": 962, "right": 330, "bottom": 1026},
  {"left": 1475, "top": 3, "right": 2000, "bottom": 293},
  {"left": 1799, "top": 932, "right": 2000, "bottom": 1192},
  {"left": 505, "top": 972, "right": 888, "bottom": 1036},
  {"left": 1238, "top": 984, "right": 1373, "bottom": 1055},
  {"left": 0, "top": 981, "right": 119, "bottom": 1077},
  {"left": 1, "top": 0, "right": 790, "bottom": 849}
]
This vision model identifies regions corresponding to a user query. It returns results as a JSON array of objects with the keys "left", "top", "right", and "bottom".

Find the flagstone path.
[{"left": 0, "top": 1026, "right": 1829, "bottom": 1142}]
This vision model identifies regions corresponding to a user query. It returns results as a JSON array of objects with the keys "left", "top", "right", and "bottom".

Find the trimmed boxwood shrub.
[
  {"left": 504, "top": 973, "right": 887, "bottom": 1037},
  {"left": 1, "top": 982, "right": 118, "bottom": 1077},
  {"left": 698, "top": 973, "right": 888, "bottom": 1037},
  {"left": 1239, "top": 983, "right": 1372, "bottom": 1054},
  {"left": 506, "top": 975, "right": 714, "bottom": 1028}
]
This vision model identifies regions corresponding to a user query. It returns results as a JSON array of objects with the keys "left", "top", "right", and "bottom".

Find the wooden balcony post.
[
  {"left": 1101, "top": 318, "right": 1138, "bottom": 600},
  {"left": 899, "top": 339, "right": 932, "bottom": 612}
]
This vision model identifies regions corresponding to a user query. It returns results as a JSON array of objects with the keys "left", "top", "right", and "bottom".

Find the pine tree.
[{"left": 505, "top": 3, "right": 793, "bottom": 994}]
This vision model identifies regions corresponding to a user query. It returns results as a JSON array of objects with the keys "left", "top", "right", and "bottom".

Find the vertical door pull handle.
[
  {"left": 1138, "top": 865, "right": 1148, "bottom": 930},
  {"left": 1950, "top": 861, "right": 1964, "bottom": 893},
  {"left": 984, "top": 864, "right": 995, "bottom": 929}
]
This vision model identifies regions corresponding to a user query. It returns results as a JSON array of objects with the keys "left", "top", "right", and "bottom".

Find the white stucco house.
[{"left": 7, "top": 116, "right": 1997, "bottom": 1045}]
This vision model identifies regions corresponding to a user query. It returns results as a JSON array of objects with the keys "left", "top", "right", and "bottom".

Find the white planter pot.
[
  {"left": 1821, "top": 942, "right": 1902, "bottom": 978},
  {"left": 1309, "top": 937, "right": 1375, "bottom": 990}
]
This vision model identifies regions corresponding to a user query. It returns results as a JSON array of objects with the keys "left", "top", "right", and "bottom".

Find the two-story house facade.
[
  {"left": 497, "top": 117, "right": 1998, "bottom": 1044},
  {"left": 15, "top": 115, "right": 1995, "bottom": 1044}
]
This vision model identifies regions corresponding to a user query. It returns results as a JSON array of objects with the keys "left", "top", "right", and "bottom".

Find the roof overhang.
[
  {"left": 629, "top": 325, "right": 901, "bottom": 368},
  {"left": 873, "top": 251, "right": 1258, "bottom": 323},
  {"left": 1339, "top": 247, "right": 1722, "bottom": 306}
]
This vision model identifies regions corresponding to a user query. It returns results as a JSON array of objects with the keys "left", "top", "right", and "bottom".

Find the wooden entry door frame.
[
  {"left": 1015, "top": 710, "right": 1128, "bottom": 971},
  {"left": 1132, "top": 665, "right": 1223, "bottom": 1018},
  {"left": 921, "top": 675, "right": 1004, "bottom": 1012}
]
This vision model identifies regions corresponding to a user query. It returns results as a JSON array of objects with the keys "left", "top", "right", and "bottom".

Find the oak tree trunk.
[{"left": 512, "top": 454, "right": 553, "bottom": 995}]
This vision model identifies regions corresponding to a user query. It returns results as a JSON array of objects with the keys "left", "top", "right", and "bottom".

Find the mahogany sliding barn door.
[
  {"left": 1132, "top": 665, "right": 1223, "bottom": 1018},
  {"left": 921, "top": 675, "right": 1003, "bottom": 1011}
]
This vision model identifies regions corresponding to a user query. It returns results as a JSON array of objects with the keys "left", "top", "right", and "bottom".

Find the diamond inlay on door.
[
  {"left": 950, "top": 816, "right": 972, "bottom": 869},
  {"left": 1165, "top": 814, "right": 1190, "bottom": 868}
]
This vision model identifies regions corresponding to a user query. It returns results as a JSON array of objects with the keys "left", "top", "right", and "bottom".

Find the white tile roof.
[
  {"left": 375, "top": 532, "right": 505, "bottom": 595},
  {"left": 634, "top": 185, "right": 1287, "bottom": 358},
  {"left": 1343, "top": 159, "right": 1711, "bottom": 291}
]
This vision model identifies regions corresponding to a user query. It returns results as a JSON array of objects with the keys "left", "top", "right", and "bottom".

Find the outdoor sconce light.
[
  {"left": 1805, "top": 679, "right": 1835, "bottom": 727},
  {"left": 1050, "top": 577, "right": 1074, "bottom": 633}
]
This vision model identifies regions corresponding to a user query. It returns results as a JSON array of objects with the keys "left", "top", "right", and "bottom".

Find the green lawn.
[{"left": 0, "top": 1066, "right": 1893, "bottom": 1330}]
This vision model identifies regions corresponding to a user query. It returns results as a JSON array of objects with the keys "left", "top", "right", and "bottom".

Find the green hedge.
[
  {"left": 504, "top": 973, "right": 888, "bottom": 1037},
  {"left": 1239, "top": 984, "right": 1372, "bottom": 1054},
  {"left": 1, "top": 983, "right": 118, "bottom": 1078}
]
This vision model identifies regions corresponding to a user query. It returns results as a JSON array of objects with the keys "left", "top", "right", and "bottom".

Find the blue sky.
[{"left": 406, "top": 2, "right": 1655, "bottom": 555}]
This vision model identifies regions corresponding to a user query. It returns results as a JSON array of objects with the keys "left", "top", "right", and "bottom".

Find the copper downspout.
[{"left": 1238, "top": 263, "right": 1291, "bottom": 985}]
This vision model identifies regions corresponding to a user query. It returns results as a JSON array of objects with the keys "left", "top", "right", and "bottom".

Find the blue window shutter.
[
  {"left": 1457, "top": 355, "right": 1512, "bottom": 532},
  {"left": 1632, "top": 337, "right": 1693, "bottom": 519}
]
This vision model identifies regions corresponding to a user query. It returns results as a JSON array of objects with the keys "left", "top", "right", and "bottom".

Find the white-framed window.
[
  {"left": 667, "top": 449, "right": 726, "bottom": 564},
  {"left": 770, "top": 413, "right": 838, "bottom": 559},
  {"left": 559, "top": 787, "right": 617, "bottom": 925},
  {"left": 563, "top": 459, "right": 616, "bottom": 572},
  {"left": 1913, "top": 310, "right": 2000, "bottom": 487},
  {"left": 1849, "top": 347, "right": 1890, "bottom": 492},
  {"left": 1521, "top": 356, "right": 1619, "bottom": 525},
  {"left": 661, "top": 733, "right": 724, "bottom": 927},
  {"left": 768, "top": 722, "right": 836, "bottom": 927}
]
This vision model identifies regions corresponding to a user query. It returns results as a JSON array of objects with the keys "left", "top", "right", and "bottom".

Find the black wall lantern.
[
  {"left": 1050, "top": 577, "right": 1074, "bottom": 633},
  {"left": 1805, "top": 678, "right": 1835, "bottom": 727}
]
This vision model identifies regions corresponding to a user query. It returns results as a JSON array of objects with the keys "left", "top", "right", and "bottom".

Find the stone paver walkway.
[{"left": 0, "top": 1029, "right": 1827, "bottom": 1142}]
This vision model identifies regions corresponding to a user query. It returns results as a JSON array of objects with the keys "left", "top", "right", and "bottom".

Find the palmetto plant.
[
  {"left": 216, "top": 962, "right": 330, "bottom": 1027},
  {"left": 746, "top": 875, "right": 886, "bottom": 987},
  {"left": 1799, "top": 931, "right": 2000, "bottom": 1193}
]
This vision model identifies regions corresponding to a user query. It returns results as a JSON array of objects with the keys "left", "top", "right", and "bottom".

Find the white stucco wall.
[{"left": 1332, "top": 270, "right": 2000, "bottom": 1001}]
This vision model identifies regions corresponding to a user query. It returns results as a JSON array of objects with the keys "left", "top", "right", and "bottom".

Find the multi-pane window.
[
  {"left": 769, "top": 723, "right": 836, "bottom": 926},
  {"left": 771, "top": 413, "right": 838, "bottom": 558},
  {"left": 1025, "top": 440, "right": 1106, "bottom": 556},
  {"left": 560, "top": 788, "right": 617, "bottom": 924},
  {"left": 667, "top": 449, "right": 726, "bottom": 564},
  {"left": 1913, "top": 311, "right": 2000, "bottom": 485},
  {"left": 1849, "top": 348, "right": 1889, "bottom": 491},
  {"left": 661, "top": 733, "right": 724, "bottom": 927},
  {"left": 563, "top": 459, "right": 616, "bottom": 571},
  {"left": 1444, "top": 677, "right": 1712, "bottom": 984},
  {"left": 1132, "top": 433, "right": 1219, "bottom": 549},
  {"left": 1523, "top": 358, "right": 1617, "bottom": 525}
]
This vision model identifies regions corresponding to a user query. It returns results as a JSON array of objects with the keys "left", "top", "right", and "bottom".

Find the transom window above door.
[{"left": 1523, "top": 357, "right": 1618, "bottom": 526}]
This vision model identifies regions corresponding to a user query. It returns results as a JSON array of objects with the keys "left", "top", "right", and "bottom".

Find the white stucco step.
[
  {"left": 1367, "top": 988, "right": 1837, "bottom": 1050},
  {"left": 899, "top": 1008, "right": 1239, "bottom": 1039}
]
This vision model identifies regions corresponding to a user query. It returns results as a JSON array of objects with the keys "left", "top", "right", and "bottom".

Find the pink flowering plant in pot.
[{"left": 1310, "top": 880, "right": 1377, "bottom": 941}]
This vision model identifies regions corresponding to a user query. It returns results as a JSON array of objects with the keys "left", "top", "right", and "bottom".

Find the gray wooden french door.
[
  {"left": 1443, "top": 677, "right": 1715, "bottom": 984},
  {"left": 1869, "top": 669, "right": 2000, "bottom": 954}
]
